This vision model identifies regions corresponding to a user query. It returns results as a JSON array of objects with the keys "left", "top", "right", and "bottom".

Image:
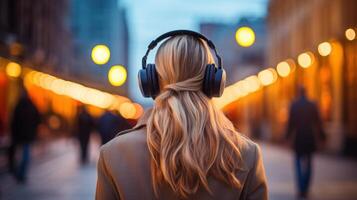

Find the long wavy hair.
[{"left": 147, "top": 35, "right": 243, "bottom": 198}]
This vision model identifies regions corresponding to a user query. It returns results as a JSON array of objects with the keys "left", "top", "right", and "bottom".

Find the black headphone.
[{"left": 138, "top": 30, "right": 226, "bottom": 99}]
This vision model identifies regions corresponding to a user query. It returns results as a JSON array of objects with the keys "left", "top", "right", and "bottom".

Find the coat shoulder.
[
  {"left": 100, "top": 127, "right": 147, "bottom": 158},
  {"left": 235, "top": 133, "right": 261, "bottom": 169}
]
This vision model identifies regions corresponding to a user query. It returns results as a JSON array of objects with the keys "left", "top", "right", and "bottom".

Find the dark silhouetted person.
[
  {"left": 286, "top": 86, "right": 326, "bottom": 198},
  {"left": 8, "top": 89, "right": 41, "bottom": 183},
  {"left": 76, "top": 105, "right": 94, "bottom": 164},
  {"left": 0, "top": 117, "right": 4, "bottom": 138},
  {"left": 97, "top": 110, "right": 130, "bottom": 145}
]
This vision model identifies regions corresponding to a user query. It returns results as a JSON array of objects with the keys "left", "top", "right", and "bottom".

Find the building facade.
[
  {"left": 70, "top": 0, "right": 129, "bottom": 94},
  {"left": 264, "top": 0, "right": 356, "bottom": 155},
  {"left": 0, "top": 0, "right": 73, "bottom": 73},
  {"left": 0, "top": 0, "right": 133, "bottom": 141}
]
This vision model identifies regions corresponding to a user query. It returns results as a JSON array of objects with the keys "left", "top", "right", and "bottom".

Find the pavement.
[{"left": 0, "top": 137, "right": 356, "bottom": 200}]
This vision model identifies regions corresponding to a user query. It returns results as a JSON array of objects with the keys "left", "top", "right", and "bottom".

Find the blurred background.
[{"left": 0, "top": 0, "right": 356, "bottom": 199}]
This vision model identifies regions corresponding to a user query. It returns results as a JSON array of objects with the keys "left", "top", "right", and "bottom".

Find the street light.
[
  {"left": 108, "top": 65, "right": 127, "bottom": 86},
  {"left": 297, "top": 52, "right": 314, "bottom": 68},
  {"left": 258, "top": 68, "right": 277, "bottom": 86},
  {"left": 91, "top": 44, "right": 110, "bottom": 65},
  {"left": 6, "top": 62, "right": 22, "bottom": 78},
  {"left": 345, "top": 28, "right": 356, "bottom": 41},
  {"left": 276, "top": 61, "right": 291, "bottom": 77},
  {"left": 235, "top": 26, "right": 256, "bottom": 47},
  {"left": 318, "top": 42, "right": 332, "bottom": 56}
]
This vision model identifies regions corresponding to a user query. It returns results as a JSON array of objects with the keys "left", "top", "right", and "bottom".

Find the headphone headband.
[{"left": 142, "top": 30, "right": 222, "bottom": 69}]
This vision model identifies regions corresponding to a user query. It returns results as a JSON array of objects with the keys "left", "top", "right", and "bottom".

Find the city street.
[
  {"left": 1, "top": 0, "right": 356, "bottom": 200},
  {"left": 1, "top": 137, "right": 356, "bottom": 200}
]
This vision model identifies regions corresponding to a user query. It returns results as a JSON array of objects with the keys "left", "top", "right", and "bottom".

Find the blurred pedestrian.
[
  {"left": 76, "top": 105, "right": 94, "bottom": 164},
  {"left": 8, "top": 87, "right": 41, "bottom": 183},
  {"left": 97, "top": 110, "right": 130, "bottom": 145},
  {"left": 96, "top": 31, "right": 268, "bottom": 199},
  {"left": 0, "top": 117, "right": 4, "bottom": 138},
  {"left": 286, "top": 86, "right": 326, "bottom": 198}
]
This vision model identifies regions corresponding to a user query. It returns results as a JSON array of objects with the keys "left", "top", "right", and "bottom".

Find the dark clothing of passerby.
[
  {"left": 295, "top": 154, "right": 312, "bottom": 195},
  {"left": 286, "top": 96, "right": 325, "bottom": 155},
  {"left": 286, "top": 94, "right": 325, "bottom": 197},
  {"left": 0, "top": 117, "right": 4, "bottom": 137},
  {"left": 8, "top": 94, "right": 41, "bottom": 182},
  {"left": 97, "top": 111, "right": 131, "bottom": 145},
  {"left": 76, "top": 107, "right": 94, "bottom": 164}
]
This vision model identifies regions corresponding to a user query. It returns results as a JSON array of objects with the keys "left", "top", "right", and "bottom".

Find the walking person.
[
  {"left": 76, "top": 105, "right": 94, "bottom": 164},
  {"left": 286, "top": 86, "right": 326, "bottom": 198},
  {"left": 8, "top": 87, "right": 41, "bottom": 183},
  {"left": 96, "top": 30, "right": 268, "bottom": 200},
  {"left": 97, "top": 110, "right": 131, "bottom": 145}
]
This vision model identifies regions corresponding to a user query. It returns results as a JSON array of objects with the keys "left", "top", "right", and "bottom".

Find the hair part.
[{"left": 147, "top": 35, "right": 243, "bottom": 198}]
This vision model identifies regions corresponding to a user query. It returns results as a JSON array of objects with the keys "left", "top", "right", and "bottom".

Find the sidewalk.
[
  {"left": 0, "top": 137, "right": 100, "bottom": 200},
  {"left": 262, "top": 143, "right": 357, "bottom": 200},
  {"left": 0, "top": 139, "right": 356, "bottom": 200}
]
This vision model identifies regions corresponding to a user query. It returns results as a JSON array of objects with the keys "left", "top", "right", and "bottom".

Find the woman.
[{"left": 96, "top": 32, "right": 268, "bottom": 200}]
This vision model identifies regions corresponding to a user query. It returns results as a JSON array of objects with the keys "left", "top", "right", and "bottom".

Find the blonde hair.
[{"left": 147, "top": 35, "right": 243, "bottom": 198}]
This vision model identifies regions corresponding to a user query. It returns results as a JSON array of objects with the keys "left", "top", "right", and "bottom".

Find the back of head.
[
  {"left": 297, "top": 85, "right": 306, "bottom": 98},
  {"left": 147, "top": 35, "right": 243, "bottom": 197}
]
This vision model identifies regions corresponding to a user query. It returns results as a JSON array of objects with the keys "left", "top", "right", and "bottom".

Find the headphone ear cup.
[
  {"left": 138, "top": 68, "right": 150, "bottom": 97},
  {"left": 149, "top": 64, "right": 160, "bottom": 98},
  {"left": 202, "top": 64, "right": 210, "bottom": 97},
  {"left": 202, "top": 64, "right": 215, "bottom": 97},
  {"left": 212, "top": 67, "right": 226, "bottom": 97}
]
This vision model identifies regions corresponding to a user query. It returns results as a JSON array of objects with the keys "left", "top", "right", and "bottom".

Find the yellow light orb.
[
  {"left": 108, "top": 65, "right": 127, "bottom": 86},
  {"left": 258, "top": 68, "right": 277, "bottom": 86},
  {"left": 297, "top": 52, "right": 314, "bottom": 68},
  {"left": 6, "top": 62, "right": 22, "bottom": 78},
  {"left": 91, "top": 44, "right": 110, "bottom": 65},
  {"left": 119, "top": 102, "right": 136, "bottom": 119},
  {"left": 276, "top": 61, "right": 291, "bottom": 77},
  {"left": 235, "top": 26, "right": 255, "bottom": 47},
  {"left": 345, "top": 28, "right": 356, "bottom": 41},
  {"left": 318, "top": 42, "right": 332, "bottom": 56}
]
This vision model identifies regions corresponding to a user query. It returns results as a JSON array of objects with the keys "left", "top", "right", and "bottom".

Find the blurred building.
[
  {"left": 0, "top": 0, "right": 73, "bottom": 73},
  {"left": 0, "top": 0, "right": 74, "bottom": 139},
  {"left": 200, "top": 17, "right": 266, "bottom": 85},
  {"left": 70, "top": 0, "right": 129, "bottom": 95},
  {"left": 216, "top": 0, "right": 357, "bottom": 157},
  {"left": 221, "top": 0, "right": 356, "bottom": 156},
  {"left": 0, "top": 0, "right": 136, "bottom": 141},
  {"left": 266, "top": 0, "right": 357, "bottom": 156}
]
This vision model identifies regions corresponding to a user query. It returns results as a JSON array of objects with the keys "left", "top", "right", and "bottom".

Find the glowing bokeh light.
[
  {"left": 318, "top": 42, "right": 332, "bottom": 56},
  {"left": 133, "top": 103, "right": 144, "bottom": 119},
  {"left": 297, "top": 52, "right": 314, "bottom": 68},
  {"left": 23, "top": 70, "right": 142, "bottom": 118},
  {"left": 108, "top": 65, "right": 127, "bottom": 86},
  {"left": 119, "top": 102, "right": 136, "bottom": 119},
  {"left": 6, "top": 62, "right": 22, "bottom": 78},
  {"left": 258, "top": 68, "right": 277, "bottom": 86},
  {"left": 244, "top": 75, "right": 261, "bottom": 93},
  {"left": 276, "top": 61, "right": 291, "bottom": 77},
  {"left": 235, "top": 27, "right": 256, "bottom": 47},
  {"left": 91, "top": 44, "right": 110, "bottom": 65},
  {"left": 345, "top": 28, "right": 356, "bottom": 41}
]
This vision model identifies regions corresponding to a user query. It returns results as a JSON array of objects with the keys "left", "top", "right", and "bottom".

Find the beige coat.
[{"left": 96, "top": 111, "right": 268, "bottom": 200}]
